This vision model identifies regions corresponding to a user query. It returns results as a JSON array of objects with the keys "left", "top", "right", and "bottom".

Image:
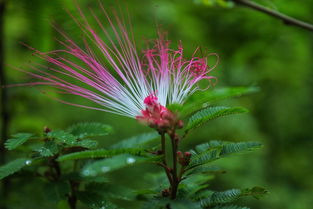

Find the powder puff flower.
[{"left": 21, "top": 5, "right": 218, "bottom": 129}]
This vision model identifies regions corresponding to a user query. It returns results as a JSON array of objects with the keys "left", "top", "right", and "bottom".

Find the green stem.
[{"left": 160, "top": 132, "right": 173, "bottom": 186}]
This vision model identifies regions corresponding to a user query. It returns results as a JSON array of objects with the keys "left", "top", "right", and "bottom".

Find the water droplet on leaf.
[
  {"left": 101, "top": 166, "right": 110, "bottom": 173},
  {"left": 25, "top": 160, "right": 32, "bottom": 165},
  {"left": 126, "top": 157, "right": 136, "bottom": 164}
]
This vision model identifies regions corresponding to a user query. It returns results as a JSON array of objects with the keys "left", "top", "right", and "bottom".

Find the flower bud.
[
  {"left": 43, "top": 126, "right": 51, "bottom": 133},
  {"left": 184, "top": 151, "right": 191, "bottom": 158},
  {"left": 177, "top": 120, "right": 184, "bottom": 129}
]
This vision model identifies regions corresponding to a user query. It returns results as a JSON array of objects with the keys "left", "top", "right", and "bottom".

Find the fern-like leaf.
[
  {"left": 187, "top": 141, "right": 262, "bottom": 170},
  {"left": 67, "top": 122, "right": 112, "bottom": 139},
  {"left": 181, "top": 86, "right": 259, "bottom": 117},
  {"left": 35, "top": 141, "right": 61, "bottom": 157},
  {"left": 77, "top": 191, "right": 118, "bottom": 209},
  {"left": 220, "top": 142, "right": 262, "bottom": 156},
  {"left": 241, "top": 186, "right": 268, "bottom": 200},
  {"left": 110, "top": 132, "right": 159, "bottom": 149},
  {"left": 47, "top": 130, "right": 77, "bottom": 145},
  {"left": 199, "top": 189, "right": 242, "bottom": 207},
  {"left": 211, "top": 205, "right": 250, "bottom": 209},
  {"left": 75, "top": 139, "right": 98, "bottom": 149},
  {"left": 5, "top": 133, "right": 33, "bottom": 150},
  {"left": 185, "top": 106, "right": 248, "bottom": 133},
  {"left": 81, "top": 154, "right": 161, "bottom": 176},
  {"left": 0, "top": 158, "right": 30, "bottom": 180},
  {"left": 188, "top": 149, "right": 221, "bottom": 168},
  {"left": 57, "top": 148, "right": 145, "bottom": 161}
]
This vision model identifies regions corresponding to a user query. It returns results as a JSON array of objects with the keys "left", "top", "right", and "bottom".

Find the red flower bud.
[
  {"left": 43, "top": 126, "right": 51, "bottom": 133},
  {"left": 177, "top": 120, "right": 184, "bottom": 129}
]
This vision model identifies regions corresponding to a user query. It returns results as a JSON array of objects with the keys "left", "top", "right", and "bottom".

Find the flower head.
[{"left": 22, "top": 5, "right": 218, "bottom": 127}]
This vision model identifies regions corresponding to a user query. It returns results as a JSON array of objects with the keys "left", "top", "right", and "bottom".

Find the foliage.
[
  {"left": 0, "top": 85, "right": 266, "bottom": 208},
  {"left": 4, "top": 133, "right": 33, "bottom": 150},
  {"left": 0, "top": 158, "right": 31, "bottom": 180}
]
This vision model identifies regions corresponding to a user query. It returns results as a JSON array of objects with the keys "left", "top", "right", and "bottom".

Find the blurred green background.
[{"left": 1, "top": 0, "right": 313, "bottom": 208}]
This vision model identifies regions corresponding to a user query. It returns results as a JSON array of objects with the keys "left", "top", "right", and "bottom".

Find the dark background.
[{"left": 1, "top": 0, "right": 313, "bottom": 208}]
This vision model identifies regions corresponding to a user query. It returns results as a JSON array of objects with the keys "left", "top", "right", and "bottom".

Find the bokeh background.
[{"left": 1, "top": 0, "right": 313, "bottom": 208}]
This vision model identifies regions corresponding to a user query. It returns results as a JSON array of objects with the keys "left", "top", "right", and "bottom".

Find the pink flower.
[{"left": 21, "top": 5, "right": 218, "bottom": 126}]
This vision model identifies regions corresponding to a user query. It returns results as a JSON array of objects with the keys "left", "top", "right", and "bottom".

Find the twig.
[{"left": 233, "top": 0, "right": 313, "bottom": 32}]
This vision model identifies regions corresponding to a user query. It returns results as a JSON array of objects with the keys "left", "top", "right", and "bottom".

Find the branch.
[{"left": 232, "top": 0, "right": 313, "bottom": 32}]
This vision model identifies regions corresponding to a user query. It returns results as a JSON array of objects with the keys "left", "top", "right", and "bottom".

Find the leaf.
[
  {"left": 57, "top": 148, "right": 145, "bottom": 161},
  {"left": 85, "top": 182, "right": 135, "bottom": 201},
  {"left": 47, "top": 130, "right": 77, "bottom": 146},
  {"left": 180, "top": 174, "right": 214, "bottom": 195},
  {"left": 220, "top": 142, "right": 262, "bottom": 156},
  {"left": 185, "top": 165, "right": 225, "bottom": 176},
  {"left": 110, "top": 132, "right": 159, "bottom": 149},
  {"left": 75, "top": 139, "right": 98, "bottom": 149},
  {"left": 0, "top": 158, "right": 31, "bottom": 180},
  {"left": 5, "top": 133, "right": 33, "bottom": 150},
  {"left": 181, "top": 86, "right": 259, "bottom": 116},
  {"left": 199, "top": 189, "right": 242, "bottom": 207},
  {"left": 169, "top": 199, "right": 202, "bottom": 209},
  {"left": 77, "top": 191, "right": 117, "bottom": 209},
  {"left": 188, "top": 148, "right": 221, "bottom": 168},
  {"left": 187, "top": 141, "right": 262, "bottom": 169},
  {"left": 81, "top": 154, "right": 161, "bottom": 176},
  {"left": 43, "top": 181, "right": 70, "bottom": 203},
  {"left": 67, "top": 122, "right": 112, "bottom": 139},
  {"left": 35, "top": 141, "right": 60, "bottom": 157},
  {"left": 241, "top": 186, "right": 268, "bottom": 200},
  {"left": 185, "top": 106, "right": 248, "bottom": 133},
  {"left": 212, "top": 205, "right": 250, "bottom": 209}
]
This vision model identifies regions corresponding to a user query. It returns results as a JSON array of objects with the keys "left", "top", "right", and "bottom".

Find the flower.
[{"left": 22, "top": 5, "right": 218, "bottom": 127}]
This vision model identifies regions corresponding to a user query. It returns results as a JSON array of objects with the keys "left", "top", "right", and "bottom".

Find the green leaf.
[
  {"left": 47, "top": 130, "right": 77, "bottom": 146},
  {"left": 43, "top": 181, "right": 70, "bottom": 203},
  {"left": 188, "top": 149, "right": 221, "bottom": 168},
  {"left": 241, "top": 186, "right": 268, "bottom": 200},
  {"left": 57, "top": 148, "right": 144, "bottom": 161},
  {"left": 110, "top": 132, "right": 159, "bottom": 149},
  {"left": 199, "top": 189, "right": 242, "bottom": 207},
  {"left": 220, "top": 142, "right": 262, "bottom": 156},
  {"left": 0, "top": 158, "right": 31, "bottom": 180},
  {"left": 75, "top": 139, "right": 98, "bottom": 149},
  {"left": 180, "top": 174, "right": 214, "bottom": 195},
  {"left": 67, "top": 122, "right": 112, "bottom": 139},
  {"left": 5, "top": 133, "right": 33, "bottom": 150},
  {"left": 81, "top": 154, "right": 161, "bottom": 176},
  {"left": 181, "top": 86, "right": 259, "bottom": 116},
  {"left": 85, "top": 182, "right": 135, "bottom": 201},
  {"left": 212, "top": 205, "right": 250, "bottom": 209},
  {"left": 169, "top": 199, "right": 202, "bottom": 209},
  {"left": 185, "top": 106, "right": 248, "bottom": 133},
  {"left": 36, "top": 141, "right": 60, "bottom": 157},
  {"left": 77, "top": 191, "right": 117, "bottom": 209},
  {"left": 185, "top": 165, "right": 225, "bottom": 176},
  {"left": 195, "top": 141, "right": 262, "bottom": 157},
  {"left": 187, "top": 141, "right": 262, "bottom": 169}
]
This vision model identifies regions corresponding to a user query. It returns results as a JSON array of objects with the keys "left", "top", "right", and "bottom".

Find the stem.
[
  {"left": 233, "top": 0, "right": 313, "bottom": 32},
  {"left": 160, "top": 132, "right": 173, "bottom": 185},
  {"left": 68, "top": 181, "right": 78, "bottom": 209},
  {"left": 50, "top": 156, "right": 77, "bottom": 209},
  {"left": 169, "top": 129, "right": 178, "bottom": 199}
]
